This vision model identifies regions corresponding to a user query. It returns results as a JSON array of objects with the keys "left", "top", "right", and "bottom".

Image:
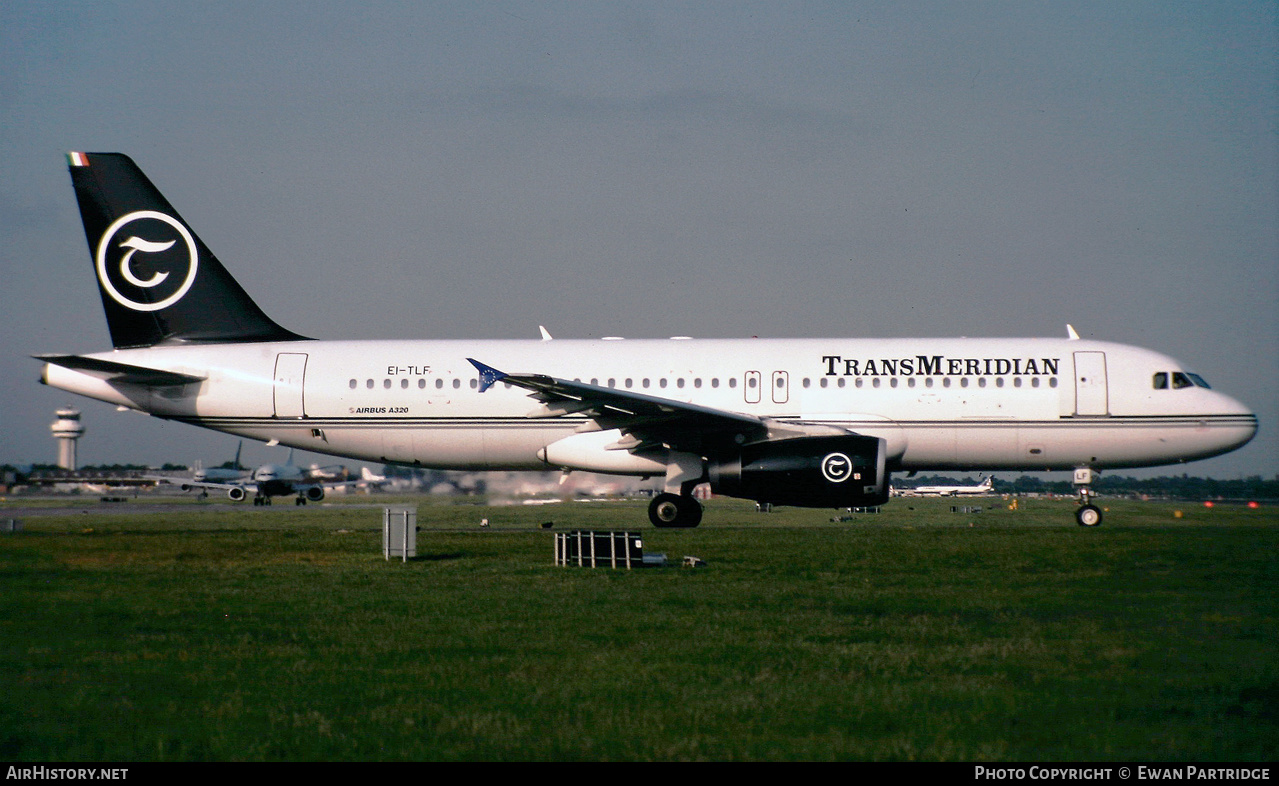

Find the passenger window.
[
  {"left": 1153, "top": 372, "right": 1168, "bottom": 390},
  {"left": 1172, "top": 372, "right": 1194, "bottom": 389}
]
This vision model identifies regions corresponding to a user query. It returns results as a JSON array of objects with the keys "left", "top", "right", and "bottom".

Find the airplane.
[
  {"left": 897, "top": 476, "right": 995, "bottom": 497},
  {"left": 171, "top": 448, "right": 365, "bottom": 505},
  {"left": 360, "top": 466, "right": 388, "bottom": 487},
  {"left": 36, "top": 152, "right": 1258, "bottom": 528},
  {"left": 188, "top": 441, "right": 248, "bottom": 484}
]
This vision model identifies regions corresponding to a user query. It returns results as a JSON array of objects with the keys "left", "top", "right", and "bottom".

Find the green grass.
[{"left": 1, "top": 496, "right": 1275, "bottom": 760}]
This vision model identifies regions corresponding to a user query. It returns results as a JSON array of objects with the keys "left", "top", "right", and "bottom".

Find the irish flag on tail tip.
[{"left": 68, "top": 151, "right": 89, "bottom": 167}]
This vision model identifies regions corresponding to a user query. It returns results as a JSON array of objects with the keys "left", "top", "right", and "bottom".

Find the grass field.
[{"left": 1, "top": 495, "right": 1275, "bottom": 761}]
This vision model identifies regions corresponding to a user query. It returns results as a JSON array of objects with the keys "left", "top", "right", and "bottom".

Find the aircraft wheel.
[
  {"left": 1076, "top": 504, "right": 1103, "bottom": 527},
  {"left": 649, "top": 493, "right": 702, "bottom": 528},
  {"left": 295, "top": 497, "right": 306, "bottom": 506}
]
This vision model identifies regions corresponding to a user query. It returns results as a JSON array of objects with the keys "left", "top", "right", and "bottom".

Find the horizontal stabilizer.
[{"left": 35, "top": 354, "right": 205, "bottom": 387}]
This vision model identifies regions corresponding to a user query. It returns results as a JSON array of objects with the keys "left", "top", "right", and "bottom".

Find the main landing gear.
[
  {"left": 1073, "top": 467, "right": 1102, "bottom": 527},
  {"left": 648, "top": 493, "right": 703, "bottom": 528},
  {"left": 648, "top": 450, "right": 705, "bottom": 528}
]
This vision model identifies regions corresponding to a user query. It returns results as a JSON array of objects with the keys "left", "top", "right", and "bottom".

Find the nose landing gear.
[{"left": 1074, "top": 467, "right": 1103, "bottom": 527}]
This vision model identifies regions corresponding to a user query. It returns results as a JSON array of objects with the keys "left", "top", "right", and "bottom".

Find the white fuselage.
[{"left": 42, "top": 336, "right": 1257, "bottom": 476}]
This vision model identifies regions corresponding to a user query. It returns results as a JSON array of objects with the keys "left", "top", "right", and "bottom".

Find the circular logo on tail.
[
  {"left": 95, "top": 210, "right": 198, "bottom": 312},
  {"left": 820, "top": 452, "right": 854, "bottom": 483}
]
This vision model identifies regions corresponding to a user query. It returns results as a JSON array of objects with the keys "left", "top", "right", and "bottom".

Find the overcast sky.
[{"left": 2, "top": 1, "right": 1275, "bottom": 479}]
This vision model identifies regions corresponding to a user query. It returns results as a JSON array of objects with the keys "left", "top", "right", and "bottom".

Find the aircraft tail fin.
[{"left": 66, "top": 152, "right": 309, "bottom": 348}]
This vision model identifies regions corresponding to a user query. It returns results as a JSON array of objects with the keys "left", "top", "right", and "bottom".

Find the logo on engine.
[
  {"left": 820, "top": 452, "right": 854, "bottom": 483},
  {"left": 96, "top": 210, "right": 199, "bottom": 312}
]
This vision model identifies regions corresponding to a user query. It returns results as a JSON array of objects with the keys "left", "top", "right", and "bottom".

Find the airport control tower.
[{"left": 51, "top": 406, "right": 85, "bottom": 470}]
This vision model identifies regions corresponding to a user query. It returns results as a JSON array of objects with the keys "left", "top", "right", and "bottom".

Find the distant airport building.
[{"left": 50, "top": 406, "right": 85, "bottom": 470}]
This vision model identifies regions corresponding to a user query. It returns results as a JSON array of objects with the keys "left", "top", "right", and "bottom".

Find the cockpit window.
[{"left": 1156, "top": 371, "right": 1212, "bottom": 390}]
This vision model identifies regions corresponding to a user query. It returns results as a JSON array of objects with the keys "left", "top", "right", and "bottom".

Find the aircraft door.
[
  {"left": 1073, "top": 351, "right": 1108, "bottom": 416},
  {"left": 772, "top": 371, "right": 789, "bottom": 404},
  {"left": 744, "top": 371, "right": 761, "bottom": 404},
  {"left": 273, "top": 353, "right": 308, "bottom": 418}
]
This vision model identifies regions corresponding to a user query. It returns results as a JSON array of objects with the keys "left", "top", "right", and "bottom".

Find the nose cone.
[{"left": 1207, "top": 391, "right": 1258, "bottom": 456}]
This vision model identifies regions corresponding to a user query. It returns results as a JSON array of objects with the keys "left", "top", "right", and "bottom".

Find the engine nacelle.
[
  {"left": 708, "top": 435, "right": 889, "bottom": 508},
  {"left": 304, "top": 486, "right": 325, "bottom": 502},
  {"left": 227, "top": 486, "right": 246, "bottom": 501}
]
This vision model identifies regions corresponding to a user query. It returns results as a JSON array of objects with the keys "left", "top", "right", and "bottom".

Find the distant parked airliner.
[{"left": 897, "top": 476, "right": 996, "bottom": 497}]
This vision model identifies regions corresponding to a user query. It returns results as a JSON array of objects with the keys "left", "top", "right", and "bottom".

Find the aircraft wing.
[
  {"left": 468, "top": 358, "right": 840, "bottom": 455},
  {"left": 311, "top": 478, "right": 366, "bottom": 490},
  {"left": 156, "top": 477, "right": 248, "bottom": 493}
]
